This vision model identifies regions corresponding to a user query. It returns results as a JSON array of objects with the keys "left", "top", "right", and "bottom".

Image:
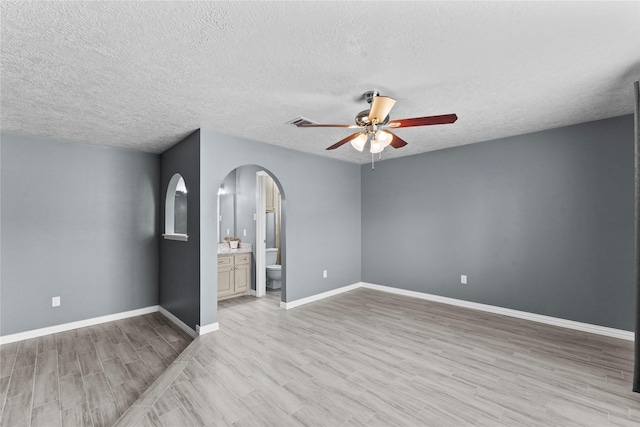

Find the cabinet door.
[
  {"left": 234, "top": 263, "right": 251, "bottom": 293},
  {"left": 218, "top": 264, "right": 235, "bottom": 298},
  {"left": 265, "top": 178, "right": 275, "bottom": 212}
]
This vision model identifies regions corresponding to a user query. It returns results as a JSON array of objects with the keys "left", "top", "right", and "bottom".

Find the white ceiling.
[{"left": 2, "top": 1, "right": 639, "bottom": 164}]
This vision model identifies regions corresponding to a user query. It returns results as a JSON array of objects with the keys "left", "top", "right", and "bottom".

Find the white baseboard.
[
  {"left": 158, "top": 306, "right": 197, "bottom": 338},
  {"left": 281, "top": 282, "right": 634, "bottom": 341},
  {"left": 280, "top": 283, "right": 361, "bottom": 310},
  {"left": 359, "top": 282, "right": 635, "bottom": 341},
  {"left": 196, "top": 322, "right": 219, "bottom": 335},
  {"left": 0, "top": 305, "right": 159, "bottom": 345}
]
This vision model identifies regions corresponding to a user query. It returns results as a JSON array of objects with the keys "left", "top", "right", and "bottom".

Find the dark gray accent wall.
[
  {"left": 362, "top": 115, "right": 635, "bottom": 331},
  {"left": 1, "top": 133, "right": 160, "bottom": 335},
  {"left": 200, "top": 129, "right": 361, "bottom": 327},
  {"left": 159, "top": 130, "right": 200, "bottom": 330}
]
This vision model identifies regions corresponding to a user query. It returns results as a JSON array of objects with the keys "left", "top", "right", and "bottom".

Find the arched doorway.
[{"left": 216, "top": 165, "right": 286, "bottom": 307}]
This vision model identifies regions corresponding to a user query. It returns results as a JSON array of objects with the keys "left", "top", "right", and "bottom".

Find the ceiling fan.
[{"left": 294, "top": 90, "right": 458, "bottom": 154}]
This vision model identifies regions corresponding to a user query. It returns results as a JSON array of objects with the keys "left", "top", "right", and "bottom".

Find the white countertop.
[{"left": 218, "top": 242, "right": 252, "bottom": 255}]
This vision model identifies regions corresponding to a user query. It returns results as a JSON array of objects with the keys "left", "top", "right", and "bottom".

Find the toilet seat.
[{"left": 266, "top": 264, "right": 281, "bottom": 270}]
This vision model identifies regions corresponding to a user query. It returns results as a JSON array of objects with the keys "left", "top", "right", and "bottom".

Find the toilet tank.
[{"left": 265, "top": 248, "right": 278, "bottom": 266}]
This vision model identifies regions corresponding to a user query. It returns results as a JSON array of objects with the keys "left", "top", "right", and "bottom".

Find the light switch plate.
[
  {"left": 461, "top": 275, "right": 467, "bottom": 284},
  {"left": 52, "top": 296, "right": 60, "bottom": 307}
]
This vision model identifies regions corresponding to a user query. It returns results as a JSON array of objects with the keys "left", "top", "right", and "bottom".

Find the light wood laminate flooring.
[
  {"left": 0, "top": 312, "right": 192, "bottom": 427},
  {"left": 115, "top": 288, "right": 639, "bottom": 426}
]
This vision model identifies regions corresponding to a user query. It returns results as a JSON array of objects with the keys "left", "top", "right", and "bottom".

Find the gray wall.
[
  {"left": 200, "top": 129, "right": 362, "bottom": 327},
  {"left": 362, "top": 115, "right": 635, "bottom": 331},
  {"left": 1, "top": 133, "right": 160, "bottom": 335},
  {"left": 159, "top": 130, "right": 200, "bottom": 330}
]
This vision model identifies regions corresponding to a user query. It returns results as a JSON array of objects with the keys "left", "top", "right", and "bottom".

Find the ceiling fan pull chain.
[{"left": 371, "top": 154, "right": 375, "bottom": 170}]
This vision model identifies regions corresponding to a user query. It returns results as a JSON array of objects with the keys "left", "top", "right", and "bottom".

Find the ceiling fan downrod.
[{"left": 363, "top": 90, "right": 380, "bottom": 104}]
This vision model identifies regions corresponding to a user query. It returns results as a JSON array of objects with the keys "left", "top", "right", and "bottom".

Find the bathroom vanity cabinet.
[{"left": 218, "top": 253, "right": 251, "bottom": 300}]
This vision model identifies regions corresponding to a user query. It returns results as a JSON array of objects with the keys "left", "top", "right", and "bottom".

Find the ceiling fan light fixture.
[
  {"left": 377, "top": 130, "right": 393, "bottom": 148},
  {"left": 350, "top": 133, "right": 367, "bottom": 151},
  {"left": 370, "top": 137, "right": 384, "bottom": 154}
]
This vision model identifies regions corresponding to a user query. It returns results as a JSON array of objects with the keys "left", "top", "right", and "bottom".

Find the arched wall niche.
[{"left": 163, "top": 173, "right": 188, "bottom": 241}]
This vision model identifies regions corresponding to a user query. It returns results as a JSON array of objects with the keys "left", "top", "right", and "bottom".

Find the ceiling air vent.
[{"left": 286, "top": 116, "right": 318, "bottom": 127}]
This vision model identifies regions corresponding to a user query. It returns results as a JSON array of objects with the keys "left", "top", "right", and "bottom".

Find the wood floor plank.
[
  {"left": 58, "top": 351, "right": 80, "bottom": 378},
  {"left": 61, "top": 403, "right": 93, "bottom": 427},
  {"left": 37, "top": 335, "right": 57, "bottom": 355},
  {"left": 157, "top": 405, "right": 198, "bottom": 427},
  {"left": 0, "top": 376, "right": 11, "bottom": 415},
  {"left": 74, "top": 333, "right": 95, "bottom": 355},
  {"left": 114, "top": 342, "right": 140, "bottom": 364},
  {"left": 83, "top": 372, "right": 115, "bottom": 410},
  {"left": 31, "top": 400, "right": 61, "bottom": 427},
  {"left": 0, "top": 351, "right": 16, "bottom": 379},
  {"left": 32, "top": 370, "right": 59, "bottom": 408},
  {"left": 35, "top": 349, "right": 58, "bottom": 376},
  {"left": 102, "top": 358, "right": 132, "bottom": 388},
  {"left": 59, "top": 372, "right": 86, "bottom": 410},
  {"left": 124, "top": 360, "right": 155, "bottom": 389},
  {"left": 111, "top": 379, "right": 147, "bottom": 415},
  {"left": 13, "top": 339, "right": 37, "bottom": 369},
  {"left": 78, "top": 349, "right": 103, "bottom": 377},
  {"left": 0, "top": 391, "right": 32, "bottom": 427},
  {"left": 147, "top": 337, "right": 177, "bottom": 359},
  {"left": 94, "top": 340, "right": 118, "bottom": 362},
  {"left": 91, "top": 401, "right": 121, "bottom": 427},
  {"left": 149, "top": 388, "right": 181, "bottom": 417},
  {"left": 6, "top": 364, "right": 35, "bottom": 399},
  {"left": 170, "top": 379, "right": 224, "bottom": 425}
]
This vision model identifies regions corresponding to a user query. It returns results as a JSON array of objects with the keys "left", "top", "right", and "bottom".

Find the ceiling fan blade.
[
  {"left": 387, "top": 132, "right": 408, "bottom": 149},
  {"left": 326, "top": 132, "right": 363, "bottom": 150},
  {"left": 298, "top": 124, "right": 362, "bottom": 128},
  {"left": 388, "top": 114, "right": 458, "bottom": 128},
  {"left": 368, "top": 96, "right": 396, "bottom": 124}
]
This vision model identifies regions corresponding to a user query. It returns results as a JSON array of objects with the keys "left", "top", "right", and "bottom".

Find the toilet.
[{"left": 265, "top": 248, "right": 282, "bottom": 290}]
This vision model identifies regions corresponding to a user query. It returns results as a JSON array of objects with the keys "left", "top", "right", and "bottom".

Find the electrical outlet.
[
  {"left": 52, "top": 296, "right": 60, "bottom": 307},
  {"left": 323, "top": 270, "right": 328, "bottom": 279},
  {"left": 461, "top": 275, "right": 467, "bottom": 284},
  {"left": 243, "top": 229, "right": 247, "bottom": 237}
]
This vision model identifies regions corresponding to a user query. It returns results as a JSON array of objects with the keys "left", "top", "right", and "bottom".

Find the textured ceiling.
[{"left": 2, "top": 1, "right": 639, "bottom": 164}]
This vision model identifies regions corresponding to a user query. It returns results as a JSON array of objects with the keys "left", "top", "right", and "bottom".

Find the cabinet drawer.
[
  {"left": 218, "top": 256, "right": 232, "bottom": 266},
  {"left": 234, "top": 254, "right": 251, "bottom": 265}
]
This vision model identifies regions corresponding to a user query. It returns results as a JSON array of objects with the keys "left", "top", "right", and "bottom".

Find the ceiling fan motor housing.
[
  {"left": 358, "top": 91, "right": 390, "bottom": 126},
  {"left": 355, "top": 109, "right": 389, "bottom": 127}
]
